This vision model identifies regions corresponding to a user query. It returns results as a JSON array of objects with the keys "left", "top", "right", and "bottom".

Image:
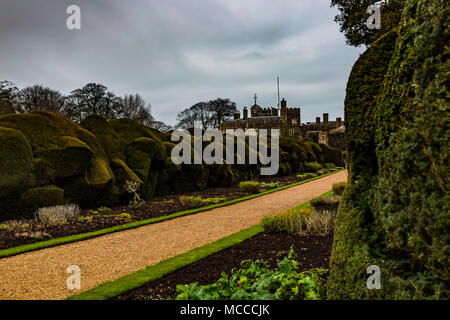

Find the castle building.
[{"left": 219, "top": 97, "right": 345, "bottom": 150}]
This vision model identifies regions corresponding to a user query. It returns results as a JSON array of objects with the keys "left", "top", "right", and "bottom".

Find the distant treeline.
[{"left": 0, "top": 81, "right": 239, "bottom": 132}]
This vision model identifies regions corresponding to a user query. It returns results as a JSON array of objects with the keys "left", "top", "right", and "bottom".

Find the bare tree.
[
  {"left": 150, "top": 120, "right": 172, "bottom": 133},
  {"left": 119, "top": 94, "right": 154, "bottom": 126},
  {"left": 0, "top": 81, "right": 19, "bottom": 115},
  {"left": 66, "top": 83, "right": 122, "bottom": 121},
  {"left": 175, "top": 102, "right": 214, "bottom": 130},
  {"left": 17, "top": 84, "right": 66, "bottom": 114},
  {"left": 207, "top": 98, "right": 236, "bottom": 128}
]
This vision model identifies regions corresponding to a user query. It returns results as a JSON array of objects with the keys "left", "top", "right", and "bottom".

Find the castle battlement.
[{"left": 220, "top": 97, "right": 345, "bottom": 150}]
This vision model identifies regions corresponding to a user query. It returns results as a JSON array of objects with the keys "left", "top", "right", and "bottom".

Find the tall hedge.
[{"left": 328, "top": 0, "right": 449, "bottom": 299}]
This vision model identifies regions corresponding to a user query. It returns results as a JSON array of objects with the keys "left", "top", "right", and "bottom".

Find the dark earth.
[
  {"left": 0, "top": 171, "right": 337, "bottom": 250},
  {"left": 114, "top": 201, "right": 339, "bottom": 300},
  {"left": 114, "top": 232, "right": 334, "bottom": 300}
]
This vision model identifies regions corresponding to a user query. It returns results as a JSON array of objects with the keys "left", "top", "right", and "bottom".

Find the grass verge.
[
  {"left": 0, "top": 169, "right": 344, "bottom": 259},
  {"left": 67, "top": 190, "right": 333, "bottom": 300}
]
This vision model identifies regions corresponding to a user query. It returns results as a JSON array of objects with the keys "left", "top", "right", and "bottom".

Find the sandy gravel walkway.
[{"left": 0, "top": 170, "right": 347, "bottom": 300}]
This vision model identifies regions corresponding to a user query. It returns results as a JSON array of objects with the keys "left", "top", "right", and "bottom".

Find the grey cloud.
[{"left": 0, "top": 0, "right": 363, "bottom": 125}]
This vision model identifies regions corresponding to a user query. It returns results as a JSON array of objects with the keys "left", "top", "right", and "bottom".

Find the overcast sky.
[{"left": 1, "top": 0, "right": 363, "bottom": 125}]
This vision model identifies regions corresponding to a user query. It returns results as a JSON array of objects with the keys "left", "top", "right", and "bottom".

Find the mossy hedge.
[
  {"left": 328, "top": 0, "right": 449, "bottom": 299},
  {"left": 0, "top": 110, "right": 341, "bottom": 219}
]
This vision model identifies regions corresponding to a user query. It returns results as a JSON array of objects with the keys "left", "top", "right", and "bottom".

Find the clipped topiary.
[{"left": 328, "top": 0, "right": 449, "bottom": 299}]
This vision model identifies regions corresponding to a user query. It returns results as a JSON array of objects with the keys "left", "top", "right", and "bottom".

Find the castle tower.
[
  {"left": 323, "top": 113, "right": 329, "bottom": 125},
  {"left": 280, "top": 98, "right": 287, "bottom": 124}
]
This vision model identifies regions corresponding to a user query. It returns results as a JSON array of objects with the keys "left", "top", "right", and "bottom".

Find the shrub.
[
  {"left": 35, "top": 204, "right": 81, "bottom": 227},
  {"left": 118, "top": 212, "right": 132, "bottom": 220},
  {"left": 260, "top": 182, "right": 280, "bottom": 188},
  {"left": 263, "top": 207, "right": 314, "bottom": 234},
  {"left": 305, "top": 210, "right": 336, "bottom": 236},
  {"left": 176, "top": 248, "right": 328, "bottom": 300},
  {"left": 239, "top": 181, "right": 261, "bottom": 194},
  {"left": 305, "top": 162, "right": 323, "bottom": 172},
  {"left": 310, "top": 195, "right": 341, "bottom": 207},
  {"left": 324, "top": 163, "right": 336, "bottom": 169},
  {"left": 332, "top": 182, "right": 347, "bottom": 196},
  {"left": 179, "top": 196, "right": 203, "bottom": 208},
  {"left": 179, "top": 196, "right": 226, "bottom": 208}
]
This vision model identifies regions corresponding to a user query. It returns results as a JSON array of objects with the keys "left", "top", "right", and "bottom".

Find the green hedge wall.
[{"left": 328, "top": 0, "right": 449, "bottom": 299}]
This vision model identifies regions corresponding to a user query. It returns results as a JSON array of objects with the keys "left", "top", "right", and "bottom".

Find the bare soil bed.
[
  {"left": 114, "top": 201, "right": 339, "bottom": 300},
  {"left": 114, "top": 233, "right": 334, "bottom": 300},
  {"left": 0, "top": 171, "right": 338, "bottom": 250}
]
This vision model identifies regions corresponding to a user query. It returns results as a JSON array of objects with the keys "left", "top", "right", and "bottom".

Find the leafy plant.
[
  {"left": 118, "top": 213, "right": 132, "bottom": 220},
  {"left": 324, "top": 163, "right": 336, "bottom": 169},
  {"left": 239, "top": 181, "right": 261, "bottom": 194},
  {"left": 260, "top": 182, "right": 280, "bottom": 188},
  {"left": 305, "top": 162, "right": 323, "bottom": 172},
  {"left": 175, "top": 248, "right": 328, "bottom": 300},
  {"left": 179, "top": 196, "right": 226, "bottom": 208},
  {"left": 332, "top": 182, "right": 347, "bottom": 196}
]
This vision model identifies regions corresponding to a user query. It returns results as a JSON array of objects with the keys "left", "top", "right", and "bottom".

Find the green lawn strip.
[
  {"left": 67, "top": 190, "right": 334, "bottom": 300},
  {"left": 67, "top": 224, "right": 265, "bottom": 300},
  {"left": 0, "top": 169, "right": 344, "bottom": 259}
]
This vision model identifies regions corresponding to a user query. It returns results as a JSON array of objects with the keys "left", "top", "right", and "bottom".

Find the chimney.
[
  {"left": 323, "top": 113, "right": 329, "bottom": 125},
  {"left": 281, "top": 98, "right": 287, "bottom": 109},
  {"left": 336, "top": 117, "right": 342, "bottom": 128},
  {"left": 316, "top": 117, "right": 321, "bottom": 125},
  {"left": 234, "top": 110, "right": 241, "bottom": 120},
  {"left": 243, "top": 107, "right": 248, "bottom": 120}
]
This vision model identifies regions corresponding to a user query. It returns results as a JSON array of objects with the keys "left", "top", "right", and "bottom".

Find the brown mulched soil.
[
  {"left": 114, "top": 202, "right": 338, "bottom": 300},
  {"left": 0, "top": 171, "right": 338, "bottom": 250}
]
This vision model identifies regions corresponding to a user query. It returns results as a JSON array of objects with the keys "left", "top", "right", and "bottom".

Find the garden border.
[
  {"left": 67, "top": 190, "right": 333, "bottom": 300},
  {"left": 0, "top": 169, "right": 344, "bottom": 259}
]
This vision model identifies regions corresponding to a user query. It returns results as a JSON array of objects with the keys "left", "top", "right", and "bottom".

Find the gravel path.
[{"left": 0, "top": 170, "right": 347, "bottom": 300}]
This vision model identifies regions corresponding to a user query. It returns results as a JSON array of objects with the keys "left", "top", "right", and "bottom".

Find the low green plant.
[
  {"left": 118, "top": 213, "right": 132, "bottom": 220},
  {"left": 332, "top": 182, "right": 347, "bottom": 196},
  {"left": 263, "top": 207, "right": 314, "bottom": 234},
  {"left": 310, "top": 195, "right": 341, "bottom": 207},
  {"left": 239, "top": 181, "right": 261, "bottom": 194},
  {"left": 179, "top": 196, "right": 203, "bottom": 208},
  {"left": 175, "top": 248, "right": 327, "bottom": 300},
  {"left": 203, "top": 197, "right": 226, "bottom": 204},
  {"left": 260, "top": 182, "right": 280, "bottom": 188},
  {"left": 98, "top": 207, "right": 111, "bottom": 212},
  {"left": 305, "top": 162, "right": 323, "bottom": 172},
  {"left": 179, "top": 196, "right": 226, "bottom": 208},
  {"left": 0, "top": 224, "right": 8, "bottom": 230},
  {"left": 324, "top": 163, "right": 336, "bottom": 169}
]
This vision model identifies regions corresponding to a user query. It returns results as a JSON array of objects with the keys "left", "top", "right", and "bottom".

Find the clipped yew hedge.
[
  {"left": 328, "top": 0, "right": 449, "bottom": 299},
  {"left": 0, "top": 111, "right": 342, "bottom": 220}
]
